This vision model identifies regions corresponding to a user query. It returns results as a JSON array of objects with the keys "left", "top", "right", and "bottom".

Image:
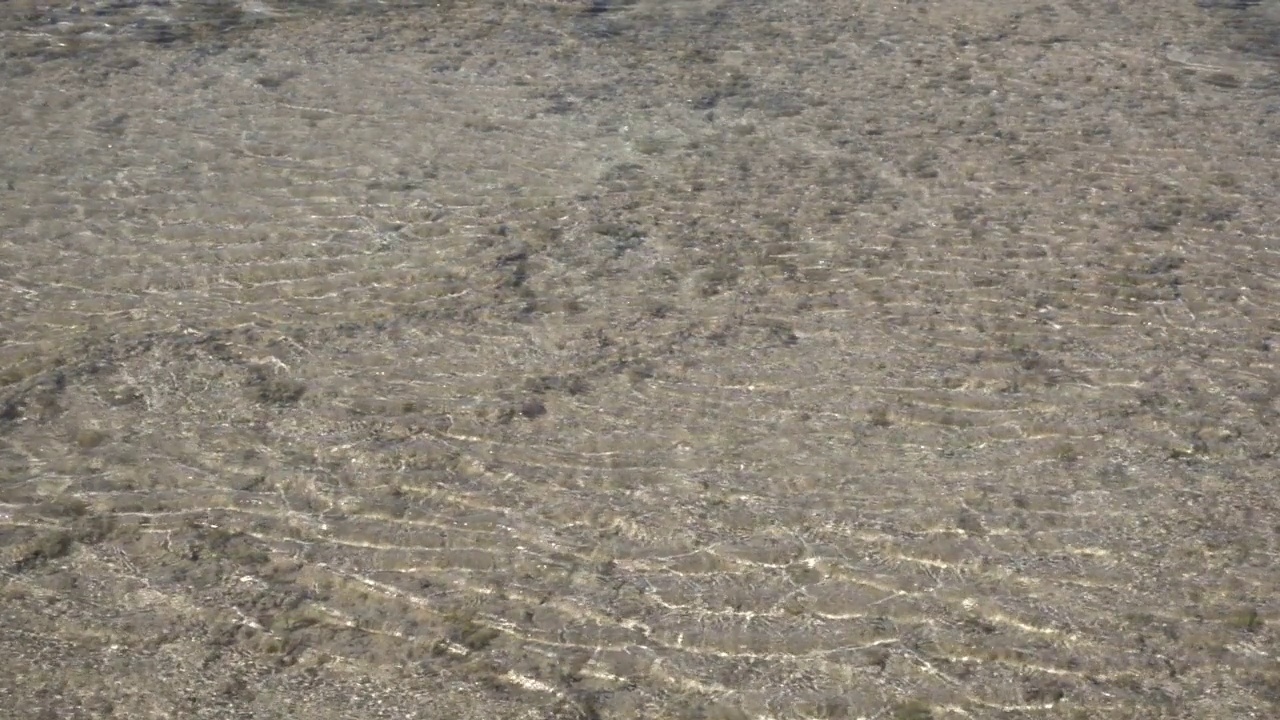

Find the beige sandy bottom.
[{"left": 2, "top": 2, "right": 1279, "bottom": 718}]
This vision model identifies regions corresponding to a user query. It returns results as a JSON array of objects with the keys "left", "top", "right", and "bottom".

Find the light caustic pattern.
[{"left": 2, "top": 1, "right": 1279, "bottom": 718}]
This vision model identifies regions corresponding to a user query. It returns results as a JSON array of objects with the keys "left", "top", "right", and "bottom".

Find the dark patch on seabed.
[
  {"left": 0, "top": 1, "right": 435, "bottom": 58},
  {"left": 1198, "top": 0, "right": 1280, "bottom": 60}
]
